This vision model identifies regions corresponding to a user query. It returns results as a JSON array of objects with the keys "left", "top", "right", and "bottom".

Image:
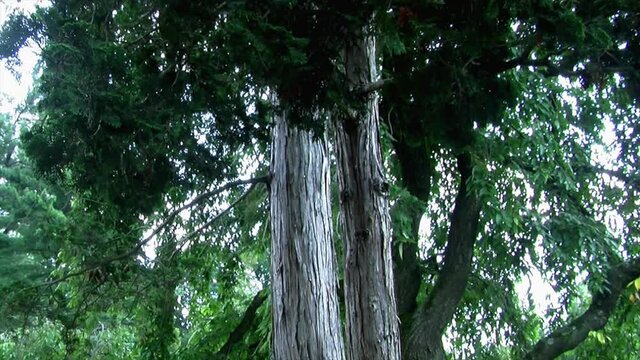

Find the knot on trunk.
[
  {"left": 355, "top": 229, "right": 370, "bottom": 242},
  {"left": 341, "top": 188, "right": 353, "bottom": 202},
  {"left": 373, "top": 179, "right": 390, "bottom": 195}
]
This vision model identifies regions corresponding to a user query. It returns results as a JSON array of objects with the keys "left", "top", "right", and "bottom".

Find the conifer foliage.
[{"left": 1, "top": 1, "right": 639, "bottom": 359}]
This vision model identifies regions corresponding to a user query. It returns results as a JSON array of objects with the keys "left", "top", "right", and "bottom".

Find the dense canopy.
[{"left": 1, "top": 0, "right": 639, "bottom": 359}]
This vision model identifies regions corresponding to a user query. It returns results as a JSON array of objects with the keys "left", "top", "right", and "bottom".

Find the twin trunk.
[{"left": 270, "top": 28, "right": 401, "bottom": 360}]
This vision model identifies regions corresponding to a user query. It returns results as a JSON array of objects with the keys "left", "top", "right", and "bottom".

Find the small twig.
[
  {"left": 121, "top": 25, "right": 159, "bottom": 47},
  {"left": 179, "top": 182, "right": 261, "bottom": 248},
  {"left": 32, "top": 176, "right": 270, "bottom": 288}
]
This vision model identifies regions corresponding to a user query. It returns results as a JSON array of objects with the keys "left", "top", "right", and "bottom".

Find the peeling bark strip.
[
  {"left": 270, "top": 110, "right": 345, "bottom": 360},
  {"left": 525, "top": 258, "right": 640, "bottom": 360},
  {"left": 404, "top": 154, "right": 481, "bottom": 360},
  {"left": 334, "top": 31, "right": 402, "bottom": 360}
]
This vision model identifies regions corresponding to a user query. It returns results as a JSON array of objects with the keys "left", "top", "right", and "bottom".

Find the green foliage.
[
  {"left": 0, "top": 111, "right": 70, "bottom": 331},
  {"left": 570, "top": 303, "right": 640, "bottom": 359},
  {"left": 1, "top": 0, "right": 639, "bottom": 359},
  {"left": 0, "top": 321, "right": 65, "bottom": 360}
]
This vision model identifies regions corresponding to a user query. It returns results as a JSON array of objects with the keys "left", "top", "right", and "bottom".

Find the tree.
[
  {"left": 379, "top": 1, "right": 640, "bottom": 357},
  {"left": 270, "top": 108, "right": 344, "bottom": 359},
  {"left": 0, "top": 108, "right": 67, "bottom": 331},
  {"left": 335, "top": 28, "right": 401, "bottom": 359},
  {"left": 1, "top": 1, "right": 640, "bottom": 359}
]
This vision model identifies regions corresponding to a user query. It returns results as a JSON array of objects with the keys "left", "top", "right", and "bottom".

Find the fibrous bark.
[
  {"left": 270, "top": 109, "right": 345, "bottom": 360},
  {"left": 404, "top": 154, "right": 481, "bottom": 360},
  {"left": 334, "top": 29, "right": 402, "bottom": 360}
]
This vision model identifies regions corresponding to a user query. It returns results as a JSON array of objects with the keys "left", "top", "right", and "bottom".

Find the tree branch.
[
  {"left": 524, "top": 257, "right": 640, "bottom": 360},
  {"left": 491, "top": 44, "right": 639, "bottom": 80},
  {"left": 171, "top": 182, "right": 263, "bottom": 259},
  {"left": 2, "top": 108, "right": 26, "bottom": 168},
  {"left": 216, "top": 289, "right": 268, "bottom": 357},
  {"left": 404, "top": 153, "right": 482, "bottom": 359},
  {"left": 32, "top": 176, "right": 270, "bottom": 288}
]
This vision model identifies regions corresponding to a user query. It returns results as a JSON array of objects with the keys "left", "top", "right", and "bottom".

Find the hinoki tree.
[
  {"left": 270, "top": 109, "right": 344, "bottom": 359},
  {"left": 1, "top": 0, "right": 639, "bottom": 359}
]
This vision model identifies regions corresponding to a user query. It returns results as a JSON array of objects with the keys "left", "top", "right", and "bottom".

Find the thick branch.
[
  {"left": 216, "top": 289, "right": 267, "bottom": 357},
  {"left": 404, "top": 153, "right": 482, "bottom": 360},
  {"left": 3, "top": 143, "right": 17, "bottom": 167},
  {"left": 525, "top": 257, "right": 640, "bottom": 360},
  {"left": 2, "top": 108, "right": 26, "bottom": 168},
  {"left": 491, "top": 45, "right": 639, "bottom": 79}
]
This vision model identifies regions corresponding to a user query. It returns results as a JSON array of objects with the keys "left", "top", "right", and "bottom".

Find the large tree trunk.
[
  {"left": 270, "top": 109, "right": 345, "bottom": 360},
  {"left": 334, "top": 30, "right": 402, "bottom": 360},
  {"left": 404, "top": 154, "right": 481, "bottom": 360}
]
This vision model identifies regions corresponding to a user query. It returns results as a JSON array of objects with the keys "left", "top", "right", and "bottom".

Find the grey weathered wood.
[
  {"left": 270, "top": 109, "right": 345, "bottom": 360},
  {"left": 334, "top": 30, "right": 402, "bottom": 360}
]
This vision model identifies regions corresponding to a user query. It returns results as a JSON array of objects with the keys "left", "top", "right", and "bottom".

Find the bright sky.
[{"left": 0, "top": 1, "right": 46, "bottom": 114}]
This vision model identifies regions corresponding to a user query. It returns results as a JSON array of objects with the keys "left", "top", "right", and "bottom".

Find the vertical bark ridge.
[
  {"left": 335, "top": 30, "right": 402, "bottom": 360},
  {"left": 270, "top": 109, "right": 345, "bottom": 360}
]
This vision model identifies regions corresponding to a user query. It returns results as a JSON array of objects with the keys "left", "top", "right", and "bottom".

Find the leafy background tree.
[{"left": 0, "top": 0, "right": 639, "bottom": 359}]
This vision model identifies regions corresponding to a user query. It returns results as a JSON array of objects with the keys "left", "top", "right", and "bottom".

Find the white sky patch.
[
  {"left": 514, "top": 252, "right": 561, "bottom": 319},
  {"left": 591, "top": 117, "right": 621, "bottom": 166},
  {"left": 0, "top": 46, "right": 38, "bottom": 113},
  {"left": 0, "top": 1, "right": 48, "bottom": 113}
]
